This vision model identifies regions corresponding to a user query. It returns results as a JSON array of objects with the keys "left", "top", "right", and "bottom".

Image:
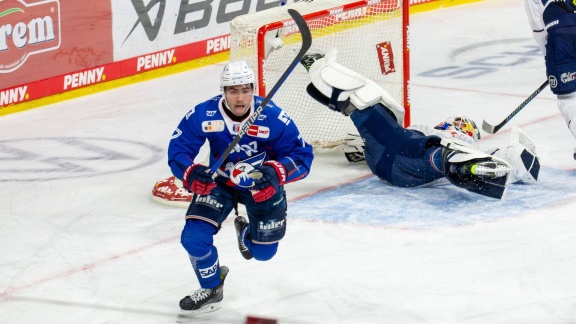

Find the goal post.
[{"left": 230, "top": 0, "right": 410, "bottom": 148}]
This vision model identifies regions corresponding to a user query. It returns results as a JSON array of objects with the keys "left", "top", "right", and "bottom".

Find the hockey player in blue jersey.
[
  {"left": 301, "top": 49, "right": 540, "bottom": 199},
  {"left": 168, "top": 61, "right": 313, "bottom": 313},
  {"left": 525, "top": 0, "right": 576, "bottom": 159}
]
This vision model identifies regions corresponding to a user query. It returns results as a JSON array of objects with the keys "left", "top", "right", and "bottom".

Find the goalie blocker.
[{"left": 302, "top": 49, "right": 540, "bottom": 199}]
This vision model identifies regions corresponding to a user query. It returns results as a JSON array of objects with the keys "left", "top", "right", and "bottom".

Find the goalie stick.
[
  {"left": 482, "top": 80, "right": 549, "bottom": 134},
  {"left": 209, "top": 9, "right": 312, "bottom": 175}
]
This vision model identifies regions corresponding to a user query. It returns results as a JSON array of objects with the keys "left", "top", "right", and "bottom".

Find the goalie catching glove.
[
  {"left": 489, "top": 127, "right": 540, "bottom": 183},
  {"left": 183, "top": 164, "right": 217, "bottom": 195},
  {"left": 248, "top": 161, "right": 286, "bottom": 202}
]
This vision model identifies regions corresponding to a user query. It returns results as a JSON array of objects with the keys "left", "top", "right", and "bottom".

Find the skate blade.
[
  {"left": 178, "top": 301, "right": 222, "bottom": 318},
  {"left": 473, "top": 163, "right": 514, "bottom": 178}
]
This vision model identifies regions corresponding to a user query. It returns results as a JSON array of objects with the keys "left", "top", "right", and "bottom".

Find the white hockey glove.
[{"left": 490, "top": 127, "right": 540, "bottom": 183}]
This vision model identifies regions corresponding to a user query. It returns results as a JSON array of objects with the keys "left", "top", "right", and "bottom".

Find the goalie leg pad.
[
  {"left": 308, "top": 48, "right": 364, "bottom": 101},
  {"left": 306, "top": 83, "right": 356, "bottom": 116},
  {"left": 308, "top": 48, "right": 404, "bottom": 123},
  {"left": 349, "top": 78, "right": 404, "bottom": 125}
]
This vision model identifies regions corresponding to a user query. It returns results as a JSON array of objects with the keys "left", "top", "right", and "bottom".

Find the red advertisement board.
[{"left": 0, "top": 0, "right": 113, "bottom": 90}]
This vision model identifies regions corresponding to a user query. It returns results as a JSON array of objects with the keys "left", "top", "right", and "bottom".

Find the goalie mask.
[{"left": 434, "top": 116, "right": 481, "bottom": 141}]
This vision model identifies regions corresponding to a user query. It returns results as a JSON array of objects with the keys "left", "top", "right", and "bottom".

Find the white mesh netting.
[{"left": 230, "top": 0, "right": 408, "bottom": 148}]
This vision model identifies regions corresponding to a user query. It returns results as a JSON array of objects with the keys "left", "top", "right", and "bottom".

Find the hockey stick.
[
  {"left": 209, "top": 9, "right": 312, "bottom": 175},
  {"left": 481, "top": 80, "right": 549, "bottom": 134}
]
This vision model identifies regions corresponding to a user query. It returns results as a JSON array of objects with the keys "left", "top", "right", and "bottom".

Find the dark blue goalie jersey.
[{"left": 168, "top": 94, "right": 314, "bottom": 190}]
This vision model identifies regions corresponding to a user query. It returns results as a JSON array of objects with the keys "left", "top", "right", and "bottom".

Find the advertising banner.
[
  {"left": 1, "top": 0, "right": 477, "bottom": 112},
  {"left": 112, "top": 0, "right": 292, "bottom": 61},
  {"left": 0, "top": 0, "right": 113, "bottom": 89}
]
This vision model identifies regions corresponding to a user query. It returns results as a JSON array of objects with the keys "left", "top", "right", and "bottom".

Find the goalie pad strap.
[
  {"left": 350, "top": 81, "right": 383, "bottom": 109},
  {"left": 306, "top": 83, "right": 351, "bottom": 113}
]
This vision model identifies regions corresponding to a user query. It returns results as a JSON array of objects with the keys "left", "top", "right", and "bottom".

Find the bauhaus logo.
[
  {"left": 122, "top": 0, "right": 288, "bottom": 45},
  {"left": 122, "top": 0, "right": 165, "bottom": 44},
  {"left": 0, "top": 0, "right": 61, "bottom": 73}
]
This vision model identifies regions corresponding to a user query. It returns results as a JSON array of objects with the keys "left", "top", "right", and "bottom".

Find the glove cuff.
[
  {"left": 182, "top": 164, "right": 198, "bottom": 189},
  {"left": 264, "top": 161, "right": 286, "bottom": 186}
]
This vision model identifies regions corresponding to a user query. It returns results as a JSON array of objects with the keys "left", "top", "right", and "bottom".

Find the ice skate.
[
  {"left": 179, "top": 266, "right": 229, "bottom": 314},
  {"left": 454, "top": 160, "right": 514, "bottom": 179},
  {"left": 234, "top": 216, "right": 253, "bottom": 260}
]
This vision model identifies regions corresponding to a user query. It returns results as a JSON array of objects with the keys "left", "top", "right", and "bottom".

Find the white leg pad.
[
  {"left": 350, "top": 78, "right": 405, "bottom": 125},
  {"left": 309, "top": 48, "right": 405, "bottom": 124},
  {"left": 309, "top": 49, "right": 364, "bottom": 102}
]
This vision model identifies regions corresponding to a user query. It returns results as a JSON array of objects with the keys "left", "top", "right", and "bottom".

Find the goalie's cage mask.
[{"left": 434, "top": 116, "right": 481, "bottom": 141}]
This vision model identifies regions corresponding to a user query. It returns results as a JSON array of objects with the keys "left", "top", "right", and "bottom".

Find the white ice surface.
[{"left": 1, "top": 0, "right": 576, "bottom": 323}]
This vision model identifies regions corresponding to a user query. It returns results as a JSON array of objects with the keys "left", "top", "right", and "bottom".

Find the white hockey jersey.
[{"left": 524, "top": 0, "right": 547, "bottom": 55}]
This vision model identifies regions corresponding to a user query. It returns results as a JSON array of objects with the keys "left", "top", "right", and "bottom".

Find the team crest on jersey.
[
  {"left": 561, "top": 71, "right": 576, "bottom": 84},
  {"left": 225, "top": 152, "right": 266, "bottom": 187},
  {"left": 232, "top": 123, "right": 241, "bottom": 134},
  {"left": 202, "top": 120, "right": 224, "bottom": 132},
  {"left": 549, "top": 75, "right": 558, "bottom": 88},
  {"left": 247, "top": 125, "right": 270, "bottom": 138}
]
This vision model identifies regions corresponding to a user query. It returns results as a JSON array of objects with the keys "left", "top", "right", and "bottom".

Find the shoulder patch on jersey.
[
  {"left": 206, "top": 110, "right": 217, "bottom": 117},
  {"left": 202, "top": 120, "right": 225, "bottom": 132},
  {"left": 185, "top": 108, "right": 195, "bottom": 120},
  {"left": 277, "top": 110, "right": 292, "bottom": 125},
  {"left": 247, "top": 125, "right": 270, "bottom": 138}
]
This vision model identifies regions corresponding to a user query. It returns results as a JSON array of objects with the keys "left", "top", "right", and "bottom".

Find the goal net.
[{"left": 230, "top": 0, "right": 410, "bottom": 148}]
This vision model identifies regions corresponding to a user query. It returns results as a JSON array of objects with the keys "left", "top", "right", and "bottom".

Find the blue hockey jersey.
[{"left": 168, "top": 94, "right": 314, "bottom": 190}]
